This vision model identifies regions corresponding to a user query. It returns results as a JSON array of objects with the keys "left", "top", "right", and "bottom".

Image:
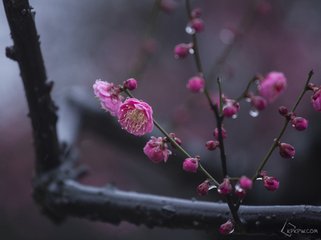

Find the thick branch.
[
  {"left": 46, "top": 180, "right": 321, "bottom": 234},
  {"left": 3, "top": 0, "right": 60, "bottom": 174}
]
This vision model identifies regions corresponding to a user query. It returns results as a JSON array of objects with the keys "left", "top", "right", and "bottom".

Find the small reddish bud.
[
  {"left": 182, "top": 157, "right": 199, "bottom": 173},
  {"left": 213, "top": 127, "right": 227, "bottom": 140},
  {"left": 263, "top": 176, "right": 279, "bottom": 191},
  {"left": 174, "top": 43, "right": 192, "bottom": 59},
  {"left": 279, "top": 142, "right": 295, "bottom": 159},
  {"left": 205, "top": 140, "right": 219, "bottom": 151},
  {"left": 186, "top": 76, "right": 205, "bottom": 93},
  {"left": 223, "top": 100, "right": 240, "bottom": 117},
  {"left": 123, "top": 78, "right": 138, "bottom": 91},
  {"left": 219, "top": 220, "right": 234, "bottom": 235},
  {"left": 291, "top": 117, "right": 308, "bottom": 131},
  {"left": 188, "top": 18, "right": 204, "bottom": 33},
  {"left": 311, "top": 88, "right": 321, "bottom": 112},
  {"left": 196, "top": 180, "right": 210, "bottom": 196},
  {"left": 251, "top": 95, "right": 267, "bottom": 111},
  {"left": 239, "top": 176, "right": 253, "bottom": 190},
  {"left": 143, "top": 137, "right": 171, "bottom": 163},
  {"left": 191, "top": 8, "right": 202, "bottom": 18},
  {"left": 217, "top": 178, "right": 232, "bottom": 195},
  {"left": 235, "top": 184, "right": 246, "bottom": 198},
  {"left": 168, "top": 133, "right": 182, "bottom": 146},
  {"left": 278, "top": 106, "right": 288, "bottom": 116}
]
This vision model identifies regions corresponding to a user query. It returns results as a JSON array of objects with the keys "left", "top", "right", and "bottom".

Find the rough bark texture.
[{"left": 3, "top": 0, "right": 60, "bottom": 174}]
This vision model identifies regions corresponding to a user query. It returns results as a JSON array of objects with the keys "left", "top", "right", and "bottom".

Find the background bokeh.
[{"left": 1, "top": 0, "right": 321, "bottom": 239}]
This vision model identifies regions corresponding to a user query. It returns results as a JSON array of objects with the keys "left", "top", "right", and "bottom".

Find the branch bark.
[
  {"left": 3, "top": 0, "right": 61, "bottom": 174},
  {"left": 46, "top": 179, "right": 321, "bottom": 235}
]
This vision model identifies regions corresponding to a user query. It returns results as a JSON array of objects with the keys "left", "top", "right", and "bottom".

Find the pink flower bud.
[
  {"left": 187, "top": 18, "right": 204, "bottom": 33},
  {"left": 291, "top": 117, "right": 308, "bottom": 131},
  {"left": 186, "top": 76, "right": 205, "bottom": 93},
  {"left": 235, "top": 184, "right": 246, "bottom": 198},
  {"left": 219, "top": 220, "right": 234, "bottom": 235},
  {"left": 123, "top": 78, "right": 138, "bottom": 91},
  {"left": 263, "top": 176, "right": 279, "bottom": 191},
  {"left": 213, "top": 127, "right": 227, "bottom": 140},
  {"left": 251, "top": 95, "right": 267, "bottom": 111},
  {"left": 258, "top": 71, "right": 287, "bottom": 103},
  {"left": 279, "top": 142, "right": 295, "bottom": 159},
  {"left": 182, "top": 157, "right": 199, "bottom": 173},
  {"left": 93, "top": 79, "right": 123, "bottom": 116},
  {"left": 217, "top": 178, "right": 232, "bottom": 195},
  {"left": 196, "top": 180, "right": 210, "bottom": 196},
  {"left": 118, "top": 98, "right": 154, "bottom": 136},
  {"left": 223, "top": 100, "right": 240, "bottom": 117},
  {"left": 278, "top": 106, "right": 288, "bottom": 116},
  {"left": 143, "top": 137, "right": 171, "bottom": 163},
  {"left": 311, "top": 88, "right": 321, "bottom": 112},
  {"left": 168, "top": 133, "right": 182, "bottom": 146},
  {"left": 191, "top": 8, "right": 202, "bottom": 18},
  {"left": 174, "top": 43, "right": 192, "bottom": 59},
  {"left": 239, "top": 176, "right": 253, "bottom": 190},
  {"left": 205, "top": 140, "right": 219, "bottom": 151}
]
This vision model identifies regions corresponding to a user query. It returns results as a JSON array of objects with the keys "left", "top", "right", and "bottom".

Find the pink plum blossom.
[
  {"left": 186, "top": 76, "right": 205, "bottom": 93},
  {"left": 279, "top": 142, "right": 295, "bottom": 159},
  {"left": 143, "top": 137, "right": 171, "bottom": 163},
  {"left": 239, "top": 176, "right": 253, "bottom": 190},
  {"left": 123, "top": 78, "right": 138, "bottom": 91},
  {"left": 258, "top": 72, "right": 287, "bottom": 103},
  {"left": 93, "top": 79, "right": 123, "bottom": 116},
  {"left": 251, "top": 95, "right": 267, "bottom": 111},
  {"left": 174, "top": 43, "right": 192, "bottom": 59},
  {"left": 217, "top": 178, "right": 232, "bottom": 195},
  {"left": 213, "top": 127, "right": 227, "bottom": 140},
  {"left": 219, "top": 220, "right": 234, "bottom": 235},
  {"left": 291, "top": 117, "right": 308, "bottom": 131},
  {"left": 196, "top": 180, "right": 210, "bottom": 196},
  {"left": 263, "top": 176, "right": 279, "bottom": 191},
  {"left": 188, "top": 18, "right": 204, "bottom": 33},
  {"left": 223, "top": 99, "right": 240, "bottom": 117},
  {"left": 182, "top": 157, "right": 199, "bottom": 173},
  {"left": 118, "top": 98, "right": 154, "bottom": 136}
]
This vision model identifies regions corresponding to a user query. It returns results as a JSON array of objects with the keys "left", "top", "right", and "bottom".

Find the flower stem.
[
  {"left": 185, "top": 0, "right": 241, "bottom": 226},
  {"left": 236, "top": 75, "right": 258, "bottom": 102},
  {"left": 124, "top": 89, "right": 219, "bottom": 186},
  {"left": 251, "top": 70, "right": 314, "bottom": 181}
]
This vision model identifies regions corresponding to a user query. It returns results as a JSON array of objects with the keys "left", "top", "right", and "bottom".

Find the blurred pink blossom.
[{"left": 93, "top": 79, "right": 123, "bottom": 116}]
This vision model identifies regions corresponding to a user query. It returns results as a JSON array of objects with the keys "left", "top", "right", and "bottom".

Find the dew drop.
[
  {"left": 188, "top": 48, "right": 195, "bottom": 54},
  {"left": 245, "top": 97, "right": 251, "bottom": 103},
  {"left": 185, "top": 25, "right": 195, "bottom": 35},
  {"left": 291, "top": 124, "right": 295, "bottom": 128},
  {"left": 208, "top": 185, "right": 217, "bottom": 191},
  {"left": 256, "top": 177, "right": 263, "bottom": 181},
  {"left": 249, "top": 108, "right": 259, "bottom": 117},
  {"left": 232, "top": 114, "right": 238, "bottom": 119}
]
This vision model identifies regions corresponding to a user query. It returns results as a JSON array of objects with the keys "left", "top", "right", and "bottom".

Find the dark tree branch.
[
  {"left": 45, "top": 179, "right": 321, "bottom": 235},
  {"left": 3, "top": 0, "right": 60, "bottom": 174}
]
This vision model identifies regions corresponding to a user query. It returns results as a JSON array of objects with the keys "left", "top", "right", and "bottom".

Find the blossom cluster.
[{"left": 92, "top": 2, "right": 321, "bottom": 236}]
